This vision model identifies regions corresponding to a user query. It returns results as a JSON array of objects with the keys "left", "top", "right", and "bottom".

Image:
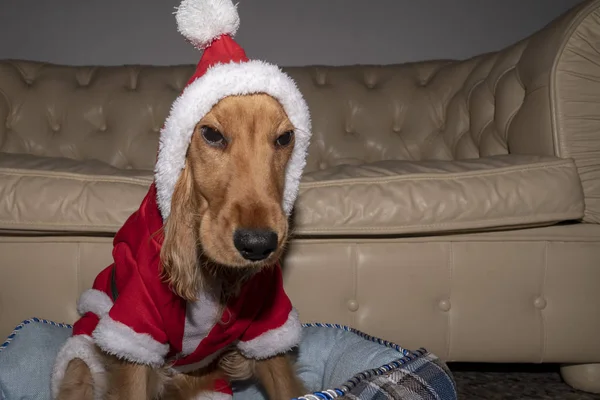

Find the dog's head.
[{"left": 160, "top": 93, "right": 297, "bottom": 300}]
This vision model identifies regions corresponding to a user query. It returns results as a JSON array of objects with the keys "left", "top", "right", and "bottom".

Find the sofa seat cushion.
[
  {"left": 294, "top": 155, "right": 584, "bottom": 236},
  {"left": 0, "top": 153, "right": 152, "bottom": 233},
  {"left": 0, "top": 153, "right": 584, "bottom": 236}
]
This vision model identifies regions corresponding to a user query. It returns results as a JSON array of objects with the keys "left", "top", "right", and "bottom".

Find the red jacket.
[{"left": 72, "top": 184, "right": 301, "bottom": 373}]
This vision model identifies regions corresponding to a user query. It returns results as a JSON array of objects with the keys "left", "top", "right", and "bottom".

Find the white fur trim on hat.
[
  {"left": 176, "top": 0, "right": 240, "bottom": 50},
  {"left": 92, "top": 315, "right": 169, "bottom": 367},
  {"left": 155, "top": 60, "right": 312, "bottom": 220},
  {"left": 51, "top": 335, "right": 107, "bottom": 400},
  {"left": 77, "top": 289, "right": 113, "bottom": 317},
  {"left": 236, "top": 308, "right": 302, "bottom": 359}
]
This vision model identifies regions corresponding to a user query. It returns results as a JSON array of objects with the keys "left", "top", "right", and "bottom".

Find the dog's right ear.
[{"left": 160, "top": 162, "right": 200, "bottom": 302}]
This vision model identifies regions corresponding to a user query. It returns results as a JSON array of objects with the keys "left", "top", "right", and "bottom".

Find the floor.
[{"left": 449, "top": 363, "right": 600, "bottom": 399}]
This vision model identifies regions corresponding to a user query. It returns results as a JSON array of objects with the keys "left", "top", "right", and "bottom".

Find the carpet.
[{"left": 449, "top": 363, "right": 600, "bottom": 399}]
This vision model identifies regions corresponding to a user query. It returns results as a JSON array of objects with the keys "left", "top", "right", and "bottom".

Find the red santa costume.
[{"left": 50, "top": 1, "right": 312, "bottom": 399}]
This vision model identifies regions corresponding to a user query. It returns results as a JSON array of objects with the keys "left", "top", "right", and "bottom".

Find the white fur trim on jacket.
[
  {"left": 92, "top": 315, "right": 169, "bottom": 367},
  {"left": 192, "top": 391, "right": 233, "bottom": 400},
  {"left": 155, "top": 60, "right": 312, "bottom": 220},
  {"left": 51, "top": 335, "right": 107, "bottom": 400},
  {"left": 176, "top": 0, "right": 240, "bottom": 50},
  {"left": 77, "top": 289, "right": 113, "bottom": 317},
  {"left": 236, "top": 308, "right": 302, "bottom": 360}
]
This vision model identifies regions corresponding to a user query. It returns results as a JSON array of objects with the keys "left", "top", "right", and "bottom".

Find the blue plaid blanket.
[
  {"left": 336, "top": 351, "right": 456, "bottom": 400},
  {"left": 292, "top": 324, "right": 457, "bottom": 400}
]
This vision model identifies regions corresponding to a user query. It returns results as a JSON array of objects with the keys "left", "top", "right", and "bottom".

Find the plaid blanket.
[
  {"left": 340, "top": 351, "right": 456, "bottom": 400},
  {"left": 294, "top": 348, "right": 457, "bottom": 400}
]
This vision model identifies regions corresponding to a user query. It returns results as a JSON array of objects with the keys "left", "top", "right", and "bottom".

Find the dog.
[
  {"left": 54, "top": 93, "right": 307, "bottom": 400},
  {"left": 52, "top": 1, "right": 313, "bottom": 398}
]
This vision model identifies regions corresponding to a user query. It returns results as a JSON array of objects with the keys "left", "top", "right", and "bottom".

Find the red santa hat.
[{"left": 154, "top": 0, "right": 312, "bottom": 220}]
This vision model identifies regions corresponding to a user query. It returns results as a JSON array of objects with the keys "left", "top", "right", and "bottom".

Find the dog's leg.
[
  {"left": 104, "top": 356, "right": 157, "bottom": 400},
  {"left": 254, "top": 354, "right": 305, "bottom": 400},
  {"left": 55, "top": 358, "right": 94, "bottom": 400},
  {"left": 164, "top": 368, "right": 228, "bottom": 400}
]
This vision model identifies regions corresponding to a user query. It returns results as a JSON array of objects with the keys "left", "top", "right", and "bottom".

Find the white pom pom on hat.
[{"left": 175, "top": 0, "right": 241, "bottom": 50}]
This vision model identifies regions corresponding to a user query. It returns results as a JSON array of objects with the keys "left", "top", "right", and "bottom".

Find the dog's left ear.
[{"left": 160, "top": 162, "right": 200, "bottom": 302}]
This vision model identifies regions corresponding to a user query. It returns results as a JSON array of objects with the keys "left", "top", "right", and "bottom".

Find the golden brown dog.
[{"left": 55, "top": 93, "right": 305, "bottom": 400}]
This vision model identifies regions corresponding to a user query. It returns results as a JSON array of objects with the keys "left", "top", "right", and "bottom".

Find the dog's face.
[
  {"left": 161, "top": 93, "right": 295, "bottom": 297},
  {"left": 189, "top": 93, "right": 295, "bottom": 267}
]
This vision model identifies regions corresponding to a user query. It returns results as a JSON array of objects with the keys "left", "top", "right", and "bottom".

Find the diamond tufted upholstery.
[
  {"left": 0, "top": 50, "right": 555, "bottom": 171},
  {"left": 2, "top": 0, "right": 600, "bottom": 393},
  {"left": 0, "top": 64, "right": 188, "bottom": 170}
]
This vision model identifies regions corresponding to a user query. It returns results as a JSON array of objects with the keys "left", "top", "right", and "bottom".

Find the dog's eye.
[
  {"left": 275, "top": 131, "right": 294, "bottom": 148},
  {"left": 201, "top": 126, "right": 226, "bottom": 147}
]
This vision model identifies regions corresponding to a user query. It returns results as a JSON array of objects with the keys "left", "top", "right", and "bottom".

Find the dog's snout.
[{"left": 233, "top": 229, "right": 278, "bottom": 261}]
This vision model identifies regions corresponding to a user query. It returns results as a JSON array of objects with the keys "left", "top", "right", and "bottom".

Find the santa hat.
[{"left": 154, "top": 0, "right": 312, "bottom": 220}]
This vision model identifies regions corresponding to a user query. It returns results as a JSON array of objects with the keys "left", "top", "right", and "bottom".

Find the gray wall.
[{"left": 0, "top": 0, "right": 585, "bottom": 66}]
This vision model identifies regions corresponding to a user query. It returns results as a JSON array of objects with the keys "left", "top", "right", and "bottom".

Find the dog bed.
[{"left": 0, "top": 318, "right": 457, "bottom": 400}]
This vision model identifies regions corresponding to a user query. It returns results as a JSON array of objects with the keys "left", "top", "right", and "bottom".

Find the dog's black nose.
[{"left": 233, "top": 229, "right": 278, "bottom": 261}]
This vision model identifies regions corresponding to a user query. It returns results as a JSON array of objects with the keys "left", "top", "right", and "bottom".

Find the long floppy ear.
[{"left": 160, "top": 162, "right": 200, "bottom": 302}]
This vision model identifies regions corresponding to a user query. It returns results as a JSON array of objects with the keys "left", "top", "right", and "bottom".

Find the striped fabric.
[
  {"left": 337, "top": 353, "right": 456, "bottom": 400},
  {"left": 0, "top": 318, "right": 71, "bottom": 353}
]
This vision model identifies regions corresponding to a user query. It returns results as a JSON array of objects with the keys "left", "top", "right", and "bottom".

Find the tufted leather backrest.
[
  {"left": 290, "top": 51, "right": 543, "bottom": 174},
  {"left": 0, "top": 63, "right": 191, "bottom": 170},
  {"left": 0, "top": 23, "right": 564, "bottom": 175},
  {"left": 0, "top": 54, "right": 545, "bottom": 174}
]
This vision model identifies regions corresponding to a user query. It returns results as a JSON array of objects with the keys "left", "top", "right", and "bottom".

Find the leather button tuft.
[
  {"left": 534, "top": 297, "right": 547, "bottom": 310},
  {"left": 363, "top": 71, "right": 378, "bottom": 89},
  {"left": 51, "top": 124, "right": 61, "bottom": 132},
  {"left": 315, "top": 71, "right": 327, "bottom": 86},
  {"left": 438, "top": 299, "right": 451, "bottom": 312},
  {"left": 347, "top": 300, "right": 359, "bottom": 312}
]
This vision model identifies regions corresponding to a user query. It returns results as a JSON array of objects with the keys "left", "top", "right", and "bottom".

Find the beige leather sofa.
[{"left": 1, "top": 0, "right": 600, "bottom": 393}]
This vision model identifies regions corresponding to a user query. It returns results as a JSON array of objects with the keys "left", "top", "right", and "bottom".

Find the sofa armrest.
[{"left": 511, "top": 0, "right": 600, "bottom": 222}]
